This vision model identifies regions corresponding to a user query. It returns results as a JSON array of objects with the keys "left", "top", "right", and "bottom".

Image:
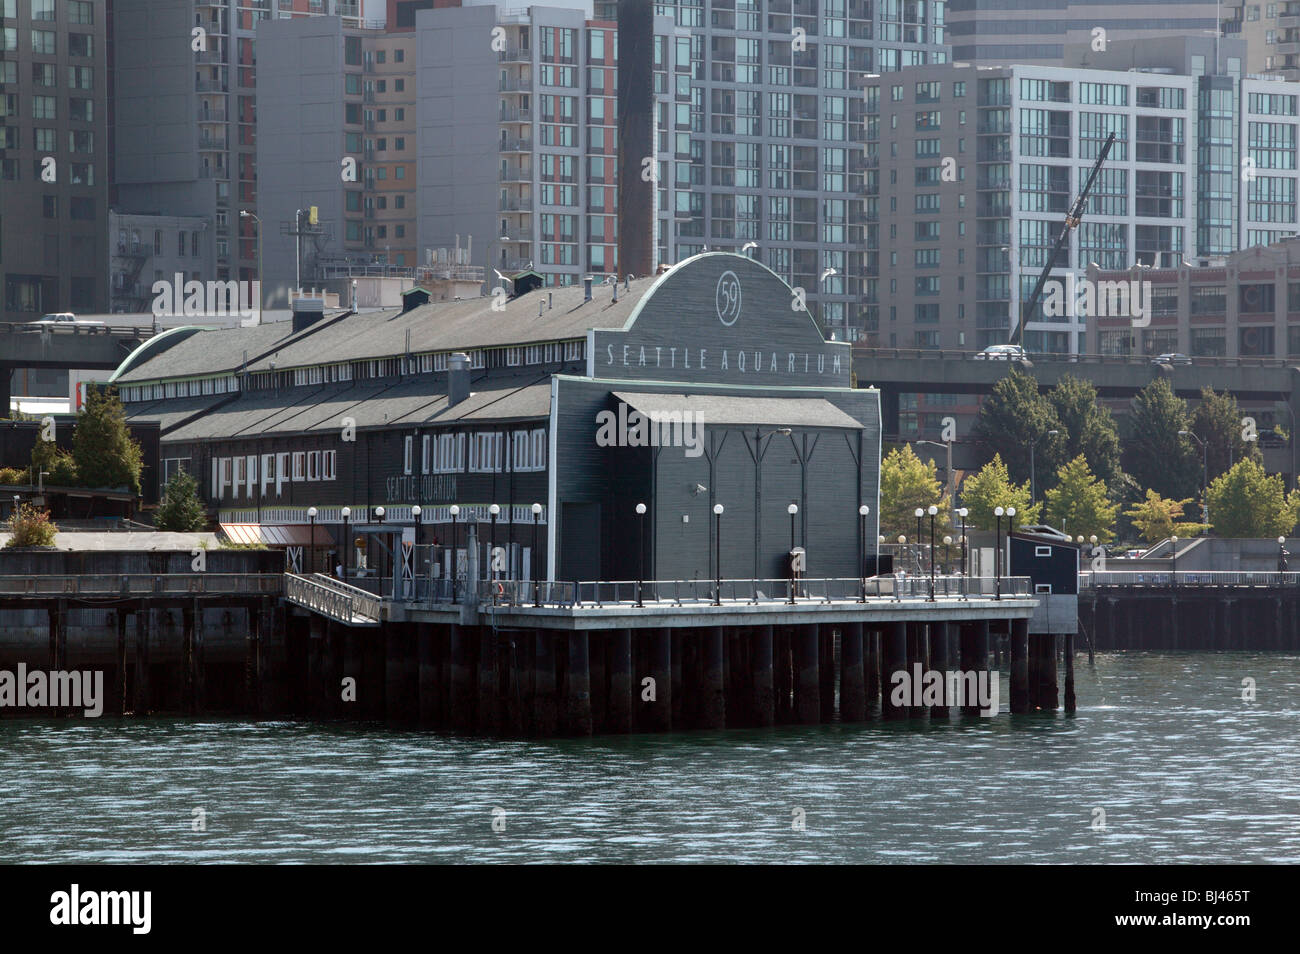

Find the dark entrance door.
[{"left": 559, "top": 502, "right": 602, "bottom": 583}]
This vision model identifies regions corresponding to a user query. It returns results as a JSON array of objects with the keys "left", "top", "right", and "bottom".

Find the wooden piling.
[
  {"left": 929, "top": 621, "right": 950, "bottom": 719},
  {"left": 840, "top": 621, "right": 866, "bottom": 722},
  {"left": 417, "top": 623, "right": 438, "bottom": 725},
  {"left": 774, "top": 627, "right": 793, "bottom": 723},
  {"left": 533, "top": 629, "right": 557, "bottom": 736},
  {"left": 116, "top": 610, "right": 128, "bottom": 715},
  {"left": 1064, "top": 632, "right": 1077, "bottom": 713},
  {"left": 752, "top": 624, "right": 775, "bottom": 727},
  {"left": 588, "top": 635, "right": 606, "bottom": 733},
  {"left": 449, "top": 624, "right": 474, "bottom": 731},
  {"left": 646, "top": 627, "right": 671, "bottom": 732},
  {"left": 607, "top": 628, "right": 633, "bottom": 733},
  {"left": 702, "top": 625, "right": 726, "bottom": 729},
  {"left": 1009, "top": 618, "right": 1029, "bottom": 714},
  {"left": 865, "top": 626, "right": 880, "bottom": 708},
  {"left": 566, "top": 630, "right": 593, "bottom": 736},
  {"left": 906, "top": 622, "right": 927, "bottom": 718},
  {"left": 134, "top": 603, "right": 150, "bottom": 715},
  {"left": 477, "top": 626, "right": 500, "bottom": 733},
  {"left": 385, "top": 624, "right": 418, "bottom": 724},
  {"left": 819, "top": 627, "right": 836, "bottom": 722},
  {"left": 881, "top": 621, "right": 907, "bottom": 720},
  {"left": 795, "top": 624, "right": 820, "bottom": 724}
]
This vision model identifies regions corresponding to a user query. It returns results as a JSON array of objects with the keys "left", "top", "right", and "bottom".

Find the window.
[
  {"left": 31, "top": 30, "right": 55, "bottom": 54},
  {"left": 68, "top": 1, "right": 93, "bottom": 24},
  {"left": 469, "top": 432, "right": 504, "bottom": 473},
  {"left": 32, "top": 95, "right": 56, "bottom": 119},
  {"left": 307, "top": 451, "right": 320, "bottom": 481},
  {"left": 292, "top": 452, "right": 306, "bottom": 481},
  {"left": 404, "top": 435, "right": 413, "bottom": 474},
  {"left": 322, "top": 451, "right": 337, "bottom": 480}
]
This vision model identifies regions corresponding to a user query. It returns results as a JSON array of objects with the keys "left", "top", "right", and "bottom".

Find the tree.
[
  {"left": 1204, "top": 458, "right": 1300, "bottom": 538},
  {"left": 4, "top": 503, "right": 57, "bottom": 548},
  {"left": 971, "top": 367, "right": 1064, "bottom": 488},
  {"left": 1123, "top": 490, "right": 1210, "bottom": 545},
  {"left": 879, "top": 445, "right": 950, "bottom": 539},
  {"left": 960, "top": 453, "right": 1041, "bottom": 532},
  {"left": 31, "top": 438, "right": 78, "bottom": 487},
  {"left": 1189, "top": 387, "right": 1261, "bottom": 484},
  {"left": 72, "top": 384, "right": 143, "bottom": 493},
  {"left": 1048, "top": 374, "right": 1121, "bottom": 486},
  {"left": 154, "top": 469, "right": 207, "bottom": 532},
  {"left": 1124, "top": 378, "right": 1201, "bottom": 500},
  {"left": 1041, "top": 455, "right": 1119, "bottom": 542}
]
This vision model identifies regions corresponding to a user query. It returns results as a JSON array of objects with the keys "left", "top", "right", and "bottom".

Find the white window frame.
[
  {"left": 404, "top": 435, "right": 414, "bottom": 474},
  {"left": 421, "top": 434, "right": 431, "bottom": 473},
  {"left": 322, "top": 450, "right": 337, "bottom": 480},
  {"left": 307, "top": 451, "right": 320, "bottom": 481},
  {"left": 292, "top": 452, "right": 306, "bottom": 481}
]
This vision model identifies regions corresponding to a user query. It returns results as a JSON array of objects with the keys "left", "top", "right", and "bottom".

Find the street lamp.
[
  {"left": 239, "top": 210, "right": 263, "bottom": 325},
  {"left": 1030, "top": 429, "right": 1059, "bottom": 504},
  {"left": 1278, "top": 535, "right": 1288, "bottom": 576},
  {"left": 957, "top": 507, "right": 970, "bottom": 580},
  {"left": 943, "top": 535, "right": 953, "bottom": 581},
  {"left": 449, "top": 504, "right": 460, "bottom": 599},
  {"left": 340, "top": 506, "right": 351, "bottom": 584},
  {"left": 927, "top": 504, "right": 938, "bottom": 601},
  {"left": 914, "top": 438, "right": 954, "bottom": 516},
  {"left": 858, "top": 504, "right": 870, "bottom": 602},
  {"left": 1171, "top": 534, "right": 1179, "bottom": 580},
  {"left": 307, "top": 506, "right": 317, "bottom": 574},
  {"left": 532, "top": 502, "right": 542, "bottom": 607},
  {"left": 788, "top": 503, "right": 799, "bottom": 604},
  {"left": 1179, "top": 429, "right": 1209, "bottom": 528},
  {"left": 994, "top": 506, "right": 1005, "bottom": 600},
  {"left": 489, "top": 503, "right": 501, "bottom": 581},
  {"left": 635, "top": 502, "right": 646, "bottom": 607},
  {"left": 713, "top": 503, "right": 725, "bottom": 605}
]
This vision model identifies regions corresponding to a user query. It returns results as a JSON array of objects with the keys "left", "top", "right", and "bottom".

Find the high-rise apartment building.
[
  {"left": 1, "top": 0, "right": 108, "bottom": 319},
  {"left": 946, "top": 1, "right": 1220, "bottom": 68},
  {"left": 866, "top": 37, "right": 1300, "bottom": 355},
  {"left": 112, "top": 0, "right": 378, "bottom": 300},
  {"left": 1223, "top": 1, "right": 1300, "bottom": 82}
]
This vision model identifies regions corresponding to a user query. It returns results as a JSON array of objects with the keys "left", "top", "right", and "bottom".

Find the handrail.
[
  {"left": 285, "top": 573, "right": 380, "bottom": 624},
  {"left": 0, "top": 573, "right": 282, "bottom": 596},
  {"left": 1081, "top": 570, "right": 1300, "bottom": 588}
]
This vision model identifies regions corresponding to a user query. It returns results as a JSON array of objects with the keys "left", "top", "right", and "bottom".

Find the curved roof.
[{"left": 109, "top": 326, "right": 210, "bottom": 382}]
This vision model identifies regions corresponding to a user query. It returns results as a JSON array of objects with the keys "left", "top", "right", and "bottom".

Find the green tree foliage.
[
  {"left": 1048, "top": 374, "right": 1122, "bottom": 486},
  {"left": 1041, "top": 455, "right": 1119, "bottom": 542},
  {"left": 1189, "top": 387, "right": 1261, "bottom": 483},
  {"left": 879, "top": 445, "right": 950, "bottom": 539},
  {"left": 0, "top": 467, "right": 26, "bottom": 485},
  {"left": 1124, "top": 378, "right": 1201, "bottom": 500},
  {"left": 4, "top": 503, "right": 57, "bottom": 548},
  {"left": 1204, "top": 458, "right": 1300, "bottom": 538},
  {"left": 960, "top": 453, "right": 1041, "bottom": 532},
  {"left": 154, "top": 469, "right": 208, "bottom": 532},
  {"left": 971, "top": 367, "right": 1064, "bottom": 487},
  {"left": 1123, "top": 490, "right": 1210, "bottom": 545},
  {"left": 31, "top": 438, "right": 78, "bottom": 486},
  {"left": 72, "top": 385, "right": 143, "bottom": 494}
]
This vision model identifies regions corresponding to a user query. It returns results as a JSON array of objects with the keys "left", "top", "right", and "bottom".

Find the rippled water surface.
[{"left": 2, "top": 653, "right": 1298, "bottom": 863}]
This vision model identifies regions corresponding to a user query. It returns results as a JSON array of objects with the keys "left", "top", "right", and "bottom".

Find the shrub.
[
  {"left": 0, "top": 467, "right": 26, "bottom": 485},
  {"left": 5, "top": 503, "right": 58, "bottom": 548}
]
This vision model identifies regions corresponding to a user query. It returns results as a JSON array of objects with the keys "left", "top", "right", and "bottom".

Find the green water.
[{"left": 2, "top": 653, "right": 1297, "bottom": 863}]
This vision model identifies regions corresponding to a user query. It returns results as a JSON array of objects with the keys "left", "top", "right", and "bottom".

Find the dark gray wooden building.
[{"left": 113, "top": 253, "right": 880, "bottom": 587}]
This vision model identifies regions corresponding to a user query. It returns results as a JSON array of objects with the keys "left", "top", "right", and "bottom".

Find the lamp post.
[
  {"left": 239, "top": 210, "right": 263, "bottom": 325},
  {"left": 449, "top": 504, "right": 460, "bottom": 599},
  {"left": 1278, "top": 535, "right": 1288, "bottom": 578},
  {"left": 927, "top": 504, "right": 938, "bottom": 600},
  {"left": 914, "top": 438, "right": 954, "bottom": 518},
  {"left": 531, "top": 502, "right": 542, "bottom": 607},
  {"left": 372, "top": 505, "right": 386, "bottom": 593},
  {"left": 994, "top": 506, "right": 1005, "bottom": 600},
  {"left": 635, "top": 502, "right": 646, "bottom": 607},
  {"left": 943, "top": 535, "right": 952, "bottom": 583},
  {"left": 858, "top": 504, "right": 870, "bottom": 602},
  {"left": 1171, "top": 534, "right": 1179, "bottom": 582},
  {"left": 957, "top": 506, "right": 969, "bottom": 578},
  {"left": 489, "top": 503, "right": 501, "bottom": 582},
  {"left": 788, "top": 502, "right": 799, "bottom": 604},
  {"left": 307, "top": 506, "right": 317, "bottom": 574},
  {"left": 1179, "top": 429, "right": 1209, "bottom": 528},
  {"left": 1030, "top": 429, "right": 1059, "bottom": 504},
  {"left": 914, "top": 508, "right": 924, "bottom": 577},
  {"left": 713, "top": 503, "right": 724, "bottom": 605},
  {"left": 340, "top": 507, "right": 351, "bottom": 584}
]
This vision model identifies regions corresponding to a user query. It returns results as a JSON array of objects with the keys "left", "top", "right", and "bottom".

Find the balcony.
[
  {"left": 499, "top": 77, "right": 533, "bottom": 93},
  {"left": 498, "top": 47, "right": 531, "bottom": 63},
  {"left": 199, "top": 134, "right": 228, "bottom": 150},
  {"left": 195, "top": 80, "right": 228, "bottom": 93},
  {"left": 501, "top": 166, "right": 532, "bottom": 182},
  {"left": 499, "top": 107, "right": 532, "bottom": 123},
  {"left": 499, "top": 137, "right": 533, "bottom": 152}
]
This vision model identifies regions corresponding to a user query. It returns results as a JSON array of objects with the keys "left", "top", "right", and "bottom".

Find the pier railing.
[
  {"left": 284, "top": 573, "right": 382, "bottom": 624},
  {"left": 1081, "top": 570, "right": 1300, "bottom": 588},
  {"left": 480, "top": 575, "right": 1032, "bottom": 608},
  {"left": 0, "top": 573, "right": 282, "bottom": 597}
]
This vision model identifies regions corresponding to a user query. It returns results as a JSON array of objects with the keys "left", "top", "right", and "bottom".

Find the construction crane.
[{"left": 1009, "top": 131, "right": 1116, "bottom": 348}]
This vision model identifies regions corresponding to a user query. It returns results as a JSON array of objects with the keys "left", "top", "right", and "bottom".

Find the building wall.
[{"left": 1, "top": 0, "right": 109, "bottom": 319}]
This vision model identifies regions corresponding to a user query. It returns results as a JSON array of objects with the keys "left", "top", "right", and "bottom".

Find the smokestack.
[
  {"left": 584, "top": 277, "right": 593, "bottom": 302},
  {"left": 448, "top": 352, "right": 471, "bottom": 408},
  {"left": 617, "top": 0, "right": 655, "bottom": 280}
]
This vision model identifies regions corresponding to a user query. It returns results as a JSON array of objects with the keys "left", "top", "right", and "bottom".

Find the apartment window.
[
  {"left": 69, "top": 98, "right": 92, "bottom": 121},
  {"left": 67, "top": 33, "right": 92, "bottom": 57},
  {"left": 69, "top": 66, "right": 93, "bottom": 90},
  {"left": 32, "top": 1, "right": 54, "bottom": 21},
  {"left": 68, "top": 0, "right": 93, "bottom": 24},
  {"left": 32, "top": 95, "right": 56, "bottom": 119},
  {"left": 32, "top": 62, "right": 56, "bottom": 87},
  {"left": 31, "top": 30, "right": 55, "bottom": 54}
]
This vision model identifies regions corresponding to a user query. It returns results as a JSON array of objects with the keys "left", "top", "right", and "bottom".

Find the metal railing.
[
  {"left": 0, "top": 322, "right": 154, "bottom": 338},
  {"left": 852, "top": 346, "right": 1289, "bottom": 369},
  {"left": 0, "top": 574, "right": 282, "bottom": 596},
  {"left": 1081, "top": 570, "right": 1300, "bottom": 588},
  {"left": 285, "top": 573, "right": 380, "bottom": 623},
  {"left": 478, "top": 575, "right": 1032, "bottom": 609}
]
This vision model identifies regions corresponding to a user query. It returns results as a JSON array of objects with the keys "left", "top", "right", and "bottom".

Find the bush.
[
  {"left": 154, "top": 469, "right": 207, "bottom": 532},
  {"left": 0, "top": 467, "right": 26, "bottom": 485},
  {"left": 5, "top": 503, "right": 58, "bottom": 548}
]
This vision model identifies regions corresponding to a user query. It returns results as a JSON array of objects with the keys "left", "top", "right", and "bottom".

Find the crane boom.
[{"left": 1009, "top": 131, "right": 1116, "bottom": 347}]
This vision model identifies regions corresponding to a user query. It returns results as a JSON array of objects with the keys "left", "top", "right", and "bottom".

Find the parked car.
[
  {"left": 1151, "top": 352, "right": 1192, "bottom": 366},
  {"left": 974, "top": 344, "right": 1027, "bottom": 361}
]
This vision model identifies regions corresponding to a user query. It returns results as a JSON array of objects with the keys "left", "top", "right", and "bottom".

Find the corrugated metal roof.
[
  {"left": 611, "top": 392, "right": 864, "bottom": 429},
  {"left": 161, "top": 379, "right": 552, "bottom": 442}
]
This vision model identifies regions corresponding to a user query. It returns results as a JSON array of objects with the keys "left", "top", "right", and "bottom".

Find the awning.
[
  {"left": 219, "top": 524, "right": 323, "bottom": 547},
  {"left": 611, "top": 392, "right": 863, "bottom": 429}
]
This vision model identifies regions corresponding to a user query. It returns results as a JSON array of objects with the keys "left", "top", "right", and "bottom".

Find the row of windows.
[
  {"left": 120, "top": 377, "right": 238, "bottom": 403},
  {"left": 213, "top": 451, "right": 338, "bottom": 501},
  {"left": 404, "top": 429, "right": 547, "bottom": 476}
]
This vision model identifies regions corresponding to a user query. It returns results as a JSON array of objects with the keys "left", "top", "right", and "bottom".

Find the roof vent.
[{"left": 448, "top": 352, "right": 471, "bottom": 408}]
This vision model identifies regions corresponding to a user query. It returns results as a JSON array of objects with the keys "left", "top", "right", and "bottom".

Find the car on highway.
[
  {"left": 974, "top": 344, "right": 1027, "bottom": 361},
  {"left": 34, "top": 312, "right": 103, "bottom": 326},
  {"left": 1151, "top": 352, "right": 1192, "bottom": 366}
]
